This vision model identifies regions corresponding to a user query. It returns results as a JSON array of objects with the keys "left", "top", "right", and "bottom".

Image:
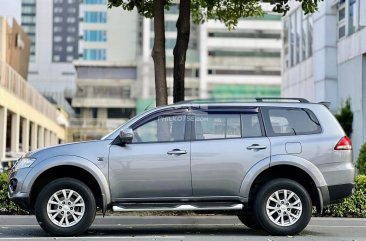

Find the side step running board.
[{"left": 112, "top": 203, "right": 243, "bottom": 212}]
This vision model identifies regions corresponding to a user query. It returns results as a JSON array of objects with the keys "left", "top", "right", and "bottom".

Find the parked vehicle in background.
[{"left": 8, "top": 98, "right": 355, "bottom": 236}]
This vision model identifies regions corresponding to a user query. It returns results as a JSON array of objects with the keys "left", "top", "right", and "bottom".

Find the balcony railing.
[
  {"left": 0, "top": 61, "right": 59, "bottom": 121},
  {"left": 69, "top": 118, "right": 127, "bottom": 129}
]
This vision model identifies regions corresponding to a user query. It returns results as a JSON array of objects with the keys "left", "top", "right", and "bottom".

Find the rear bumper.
[{"left": 328, "top": 183, "right": 355, "bottom": 204}]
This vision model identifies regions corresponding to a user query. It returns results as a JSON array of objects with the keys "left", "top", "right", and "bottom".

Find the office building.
[
  {"left": 69, "top": 1, "right": 138, "bottom": 141},
  {"left": 281, "top": 0, "right": 366, "bottom": 159},
  {"left": 0, "top": 16, "right": 67, "bottom": 167}
]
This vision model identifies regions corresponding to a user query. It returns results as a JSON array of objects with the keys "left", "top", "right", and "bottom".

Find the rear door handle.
[
  {"left": 247, "top": 144, "right": 267, "bottom": 150},
  {"left": 167, "top": 149, "right": 187, "bottom": 155}
]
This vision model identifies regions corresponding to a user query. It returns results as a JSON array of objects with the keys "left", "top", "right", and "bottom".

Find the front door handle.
[
  {"left": 167, "top": 149, "right": 187, "bottom": 155},
  {"left": 247, "top": 144, "right": 267, "bottom": 150}
]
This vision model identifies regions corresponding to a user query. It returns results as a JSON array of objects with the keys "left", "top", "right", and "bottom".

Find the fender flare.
[
  {"left": 239, "top": 155, "right": 327, "bottom": 200},
  {"left": 21, "top": 155, "right": 111, "bottom": 214}
]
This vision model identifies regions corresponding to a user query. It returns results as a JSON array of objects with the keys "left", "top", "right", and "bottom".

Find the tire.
[
  {"left": 254, "top": 178, "right": 312, "bottom": 236},
  {"left": 35, "top": 178, "right": 96, "bottom": 236},
  {"left": 238, "top": 212, "right": 261, "bottom": 230}
]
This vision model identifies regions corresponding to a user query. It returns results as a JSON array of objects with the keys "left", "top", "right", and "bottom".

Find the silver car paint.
[
  {"left": 190, "top": 137, "right": 270, "bottom": 196},
  {"left": 109, "top": 141, "right": 192, "bottom": 199}
]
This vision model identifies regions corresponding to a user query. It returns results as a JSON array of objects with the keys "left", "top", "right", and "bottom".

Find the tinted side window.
[
  {"left": 194, "top": 114, "right": 241, "bottom": 140},
  {"left": 132, "top": 115, "right": 186, "bottom": 143},
  {"left": 241, "top": 113, "right": 262, "bottom": 137},
  {"left": 265, "top": 108, "right": 321, "bottom": 136}
]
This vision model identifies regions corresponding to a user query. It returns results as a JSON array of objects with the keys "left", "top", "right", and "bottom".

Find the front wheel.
[
  {"left": 35, "top": 178, "right": 96, "bottom": 236},
  {"left": 254, "top": 178, "right": 312, "bottom": 236}
]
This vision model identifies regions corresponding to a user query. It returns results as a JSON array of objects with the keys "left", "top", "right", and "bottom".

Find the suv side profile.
[{"left": 8, "top": 98, "right": 355, "bottom": 236}]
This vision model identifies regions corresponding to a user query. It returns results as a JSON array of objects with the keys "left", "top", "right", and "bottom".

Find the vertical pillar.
[
  {"left": 0, "top": 107, "right": 7, "bottom": 161},
  {"left": 11, "top": 112, "right": 20, "bottom": 153},
  {"left": 38, "top": 126, "right": 44, "bottom": 148},
  {"left": 44, "top": 129, "right": 48, "bottom": 147},
  {"left": 22, "top": 118, "right": 30, "bottom": 152},
  {"left": 30, "top": 122, "right": 38, "bottom": 150}
]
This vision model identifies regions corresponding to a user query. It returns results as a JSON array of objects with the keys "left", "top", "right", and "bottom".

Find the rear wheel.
[
  {"left": 35, "top": 178, "right": 96, "bottom": 236},
  {"left": 254, "top": 178, "right": 312, "bottom": 236}
]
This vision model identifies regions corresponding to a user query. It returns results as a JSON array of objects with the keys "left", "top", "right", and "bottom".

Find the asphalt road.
[{"left": 0, "top": 215, "right": 365, "bottom": 241}]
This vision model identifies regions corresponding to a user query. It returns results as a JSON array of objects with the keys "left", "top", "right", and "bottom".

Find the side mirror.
[{"left": 119, "top": 128, "right": 133, "bottom": 144}]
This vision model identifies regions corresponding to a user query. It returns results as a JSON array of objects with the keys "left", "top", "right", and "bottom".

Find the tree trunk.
[
  {"left": 173, "top": 0, "right": 191, "bottom": 103},
  {"left": 151, "top": 0, "right": 167, "bottom": 106}
]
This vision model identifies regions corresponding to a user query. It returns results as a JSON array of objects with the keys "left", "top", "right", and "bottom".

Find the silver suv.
[{"left": 8, "top": 98, "right": 355, "bottom": 236}]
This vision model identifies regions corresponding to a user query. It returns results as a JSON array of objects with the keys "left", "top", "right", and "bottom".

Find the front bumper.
[{"left": 7, "top": 167, "right": 32, "bottom": 212}]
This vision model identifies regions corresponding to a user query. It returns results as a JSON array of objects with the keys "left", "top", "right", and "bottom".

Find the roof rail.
[
  {"left": 255, "top": 97, "right": 309, "bottom": 103},
  {"left": 175, "top": 97, "right": 310, "bottom": 104}
]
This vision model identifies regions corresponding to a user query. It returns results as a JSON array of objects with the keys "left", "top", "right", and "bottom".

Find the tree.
[
  {"left": 335, "top": 98, "right": 353, "bottom": 137},
  {"left": 109, "top": 0, "right": 323, "bottom": 105}
]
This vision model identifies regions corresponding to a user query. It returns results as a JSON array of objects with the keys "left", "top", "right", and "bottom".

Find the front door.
[
  {"left": 190, "top": 108, "right": 271, "bottom": 197},
  {"left": 109, "top": 110, "right": 192, "bottom": 200}
]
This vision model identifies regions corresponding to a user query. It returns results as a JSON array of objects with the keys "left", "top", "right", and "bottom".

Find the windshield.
[{"left": 101, "top": 107, "right": 156, "bottom": 140}]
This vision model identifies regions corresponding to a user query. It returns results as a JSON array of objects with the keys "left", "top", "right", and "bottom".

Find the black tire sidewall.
[
  {"left": 35, "top": 178, "right": 96, "bottom": 236},
  {"left": 254, "top": 178, "right": 312, "bottom": 236}
]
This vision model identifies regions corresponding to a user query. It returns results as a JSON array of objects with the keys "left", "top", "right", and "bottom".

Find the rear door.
[{"left": 190, "top": 107, "right": 271, "bottom": 197}]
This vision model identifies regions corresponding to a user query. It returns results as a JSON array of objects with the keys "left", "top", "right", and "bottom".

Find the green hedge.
[
  {"left": 323, "top": 175, "right": 366, "bottom": 218},
  {"left": 0, "top": 173, "right": 26, "bottom": 214}
]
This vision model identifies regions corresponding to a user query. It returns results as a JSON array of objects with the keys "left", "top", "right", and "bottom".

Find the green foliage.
[
  {"left": 356, "top": 143, "right": 366, "bottom": 175},
  {"left": 324, "top": 175, "right": 366, "bottom": 218},
  {"left": 108, "top": 0, "right": 323, "bottom": 29},
  {"left": 0, "top": 173, "right": 26, "bottom": 214},
  {"left": 335, "top": 98, "right": 353, "bottom": 137}
]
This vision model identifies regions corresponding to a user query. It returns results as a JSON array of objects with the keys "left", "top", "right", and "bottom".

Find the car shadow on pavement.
[{"left": 83, "top": 226, "right": 322, "bottom": 237}]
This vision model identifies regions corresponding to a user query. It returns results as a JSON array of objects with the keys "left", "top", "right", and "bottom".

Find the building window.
[
  {"left": 296, "top": 10, "right": 301, "bottom": 63},
  {"left": 338, "top": 0, "right": 346, "bottom": 39},
  {"left": 67, "top": 46, "right": 74, "bottom": 52},
  {"left": 84, "top": 30, "right": 107, "bottom": 42},
  {"left": 84, "top": 11, "right": 107, "bottom": 23},
  {"left": 84, "top": 0, "right": 107, "bottom": 4},
  {"left": 83, "top": 49, "right": 107, "bottom": 60},
  {"left": 54, "top": 26, "right": 62, "bottom": 32},
  {"left": 67, "top": 26, "right": 77, "bottom": 32},
  {"left": 54, "top": 36, "right": 62, "bottom": 42},
  {"left": 54, "top": 16, "right": 63, "bottom": 23},
  {"left": 66, "top": 17, "right": 76, "bottom": 23},
  {"left": 348, "top": 0, "right": 358, "bottom": 35},
  {"left": 53, "top": 55, "right": 61, "bottom": 62},
  {"left": 66, "top": 56, "right": 74, "bottom": 62},
  {"left": 54, "top": 7, "right": 63, "bottom": 13},
  {"left": 67, "top": 36, "right": 75, "bottom": 42},
  {"left": 307, "top": 17, "right": 313, "bottom": 57},
  {"left": 54, "top": 45, "right": 63, "bottom": 51}
]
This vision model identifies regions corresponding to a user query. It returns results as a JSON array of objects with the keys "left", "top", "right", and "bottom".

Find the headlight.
[{"left": 14, "top": 157, "right": 36, "bottom": 171}]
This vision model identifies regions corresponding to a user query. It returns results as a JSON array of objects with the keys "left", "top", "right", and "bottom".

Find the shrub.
[
  {"left": 356, "top": 143, "right": 366, "bottom": 175},
  {"left": 335, "top": 98, "right": 353, "bottom": 137},
  {"left": 324, "top": 175, "right": 366, "bottom": 217},
  {"left": 0, "top": 172, "right": 26, "bottom": 214}
]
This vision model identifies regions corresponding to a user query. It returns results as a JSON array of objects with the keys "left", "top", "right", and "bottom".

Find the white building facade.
[{"left": 282, "top": 0, "right": 366, "bottom": 159}]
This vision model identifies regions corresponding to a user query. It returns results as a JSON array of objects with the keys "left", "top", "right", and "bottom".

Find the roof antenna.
[{"left": 144, "top": 102, "right": 154, "bottom": 111}]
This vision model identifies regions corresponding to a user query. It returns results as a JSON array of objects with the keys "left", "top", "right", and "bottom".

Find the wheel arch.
[
  {"left": 23, "top": 156, "right": 110, "bottom": 214},
  {"left": 240, "top": 155, "right": 328, "bottom": 212}
]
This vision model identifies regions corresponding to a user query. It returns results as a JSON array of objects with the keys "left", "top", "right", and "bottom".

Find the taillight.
[{"left": 334, "top": 136, "right": 352, "bottom": 150}]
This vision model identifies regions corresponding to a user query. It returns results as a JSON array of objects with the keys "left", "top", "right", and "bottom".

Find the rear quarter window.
[{"left": 263, "top": 107, "right": 322, "bottom": 136}]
